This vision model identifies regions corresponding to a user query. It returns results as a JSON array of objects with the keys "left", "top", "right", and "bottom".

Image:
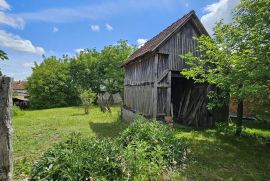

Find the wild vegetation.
[
  {"left": 13, "top": 107, "right": 270, "bottom": 180},
  {"left": 31, "top": 117, "right": 188, "bottom": 180},
  {"left": 181, "top": 0, "right": 270, "bottom": 135}
]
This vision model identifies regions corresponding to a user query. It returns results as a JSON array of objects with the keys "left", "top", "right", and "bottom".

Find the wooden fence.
[{"left": 0, "top": 76, "right": 13, "bottom": 181}]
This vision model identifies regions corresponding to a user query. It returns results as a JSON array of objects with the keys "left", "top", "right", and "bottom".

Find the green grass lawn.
[
  {"left": 13, "top": 106, "right": 270, "bottom": 180},
  {"left": 13, "top": 106, "right": 129, "bottom": 179}
]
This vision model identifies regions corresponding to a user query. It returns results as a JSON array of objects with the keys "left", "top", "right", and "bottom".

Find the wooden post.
[
  {"left": 166, "top": 71, "right": 171, "bottom": 116},
  {"left": 152, "top": 54, "right": 158, "bottom": 119},
  {"left": 0, "top": 76, "right": 13, "bottom": 181}
]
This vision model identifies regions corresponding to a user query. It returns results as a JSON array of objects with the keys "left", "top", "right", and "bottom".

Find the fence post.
[{"left": 0, "top": 76, "right": 13, "bottom": 181}]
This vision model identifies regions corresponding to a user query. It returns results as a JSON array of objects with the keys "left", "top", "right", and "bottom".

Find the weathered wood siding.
[
  {"left": 158, "top": 21, "right": 200, "bottom": 71},
  {"left": 124, "top": 55, "right": 155, "bottom": 117},
  {"left": 124, "top": 20, "right": 203, "bottom": 119},
  {"left": 124, "top": 85, "right": 154, "bottom": 116},
  {"left": 124, "top": 55, "right": 155, "bottom": 85}
]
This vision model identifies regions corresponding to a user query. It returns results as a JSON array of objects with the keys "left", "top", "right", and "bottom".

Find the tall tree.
[
  {"left": 99, "top": 40, "right": 134, "bottom": 95},
  {"left": 27, "top": 56, "right": 79, "bottom": 109},
  {"left": 181, "top": 0, "right": 270, "bottom": 135},
  {"left": 70, "top": 40, "right": 134, "bottom": 96}
]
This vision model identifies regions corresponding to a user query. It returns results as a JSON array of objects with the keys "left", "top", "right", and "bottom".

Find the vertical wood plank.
[
  {"left": 153, "top": 54, "right": 158, "bottom": 119},
  {"left": 166, "top": 71, "right": 171, "bottom": 116},
  {"left": 0, "top": 76, "right": 13, "bottom": 181}
]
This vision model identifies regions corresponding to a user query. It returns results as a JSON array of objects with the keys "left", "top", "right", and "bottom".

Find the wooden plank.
[
  {"left": 166, "top": 71, "right": 171, "bottom": 116},
  {"left": 152, "top": 54, "right": 158, "bottom": 119},
  {"left": 0, "top": 76, "right": 13, "bottom": 181}
]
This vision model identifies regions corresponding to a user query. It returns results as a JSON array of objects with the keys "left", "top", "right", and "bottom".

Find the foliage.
[
  {"left": 31, "top": 116, "right": 188, "bottom": 180},
  {"left": 31, "top": 134, "right": 122, "bottom": 180},
  {"left": 99, "top": 40, "right": 134, "bottom": 95},
  {"left": 79, "top": 89, "right": 96, "bottom": 114},
  {"left": 0, "top": 49, "right": 8, "bottom": 76},
  {"left": 0, "top": 50, "right": 8, "bottom": 61},
  {"left": 13, "top": 106, "right": 270, "bottom": 180},
  {"left": 27, "top": 40, "right": 133, "bottom": 109},
  {"left": 13, "top": 106, "right": 125, "bottom": 179},
  {"left": 69, "top": 49, "right": 101, "bottom": 93},
  {"left": 181, "top": 0, "right": 270, "bottom": 134},
  {"left": 27, "top": 56, "right": 79, "bottom": 109},
  {"left": 175, "top": 125, "right": 270, "bottom": 180},
  {"left": 70, "top": 40, "right": 134, "bottom": 96},
  {"left": 118, "top": 116, "right": 188, "bottom": 168},
  {"left": 215, "top": 120, "right": 237, "bottom": 135},
  {"left": 12, "top": 105, "right": 25, "bottom": 117}
]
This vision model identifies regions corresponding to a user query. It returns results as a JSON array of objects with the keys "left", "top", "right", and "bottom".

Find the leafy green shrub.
[
  {"left": 12, "top": 105, "right": 24, "bottom": 117},
  {"left": 118, "top": 116, "right": 188, "bottom": 167},
  {"left": 31, "top": 117, "right": 188, "bottom": 180},
  {"left": 31, "top": 134, "right": 122, "bottom": 180}
]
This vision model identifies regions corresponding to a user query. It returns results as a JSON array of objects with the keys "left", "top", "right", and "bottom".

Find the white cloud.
[
  {"left": 90, "top": 25, "right": 100, "bottom": 32},
  {"left": 23, "top": 62, "right": 35, "bottom": 68},
  {"left": 75, "top": 48, "right": 84, "bottom": 53},
  {"left": 0, "top": 12, "right": 24, "bottom": 29},
  {"left": 201, "top": 0, "right": 240, "bottom": 35},
  {"left": 52, "top": 27, "right": 59, "bottom": 32},
  {"left": 105, "top": 23, "right": 113, "bottom": 31},
  {"left": 0, "top": 0, "right": 24, "bottom": 29},
  {"left": 137, "top": 38, "right": 147, "bottom": 48},
  {"left": 0, "top": 30, "right": 45, "bottom": 55},
  {"left": 0, "top": 0, "right": 10, "bottom": 10}
]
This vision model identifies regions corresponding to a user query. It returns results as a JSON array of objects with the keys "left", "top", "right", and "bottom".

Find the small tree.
[
  {"left": 79, "top": 90, "right": 96, "bottom": 114},
  {"left": 0, "top": 50, "right": 8, "bottom": 76},
  {"left": 181, "top": 0, "right": 270, "bottom": 135}
]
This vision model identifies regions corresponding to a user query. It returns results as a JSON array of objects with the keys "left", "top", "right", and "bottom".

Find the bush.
[
  {"left": 31, "top": 117, "right": 188, "bottom": 180},
  {"left": 12, "top": 105, "right": 24, "bottom": 117},
  {"left": 118, "top": 116, "right": 188, "bottom": 168}
]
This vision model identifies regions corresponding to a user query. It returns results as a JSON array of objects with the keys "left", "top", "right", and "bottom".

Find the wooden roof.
[
  {"left": 12, "top": 80, "right": 27, "bottom": 90},
  {"left": 122, "top": 10, "right": 208, "bottom": 67}
]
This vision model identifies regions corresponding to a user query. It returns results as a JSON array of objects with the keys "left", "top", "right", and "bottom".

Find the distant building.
[{"left": 12, "top": 80, "right": 29, "bottom": 109}]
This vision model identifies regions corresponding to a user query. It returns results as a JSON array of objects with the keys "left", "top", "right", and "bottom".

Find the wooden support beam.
[
  {"left": 152, "top": 54, "right": 158, "bottom": 119},
  {"left": 157, "top": 70, "right": 169, "bottom": 83},
  {"left": 166, "top": 71, "right": 171, "bottom": 116},
  {"left": 0, "top": 76, "right": 13, "bottom": 181}
]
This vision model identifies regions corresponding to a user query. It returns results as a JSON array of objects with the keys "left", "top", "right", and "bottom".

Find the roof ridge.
[{"left": 123, "top": 10, "right": 203, "bottom": 67}]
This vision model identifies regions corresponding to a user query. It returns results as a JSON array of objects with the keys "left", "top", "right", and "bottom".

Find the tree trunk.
[
  {"left": 236, "top": 100, "right": 243, "bottom": 136},
  {"left": 84, "top": 105, "right": 90, "bottom": 115},
  {"left": 0, "top": 77, "right": 13, "bottom": 181}
]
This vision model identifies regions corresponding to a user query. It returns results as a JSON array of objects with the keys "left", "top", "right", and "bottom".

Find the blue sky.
[{"left": 0, "top": 0, "right": 239, "bottom": 80}]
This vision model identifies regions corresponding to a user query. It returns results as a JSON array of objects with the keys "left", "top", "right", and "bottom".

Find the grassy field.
[
  {"left": 14, "top": 106, "right": 270, "bottom": 180},
  {"left": 13, "top": 106, "right": 129, "bottom": 179}
]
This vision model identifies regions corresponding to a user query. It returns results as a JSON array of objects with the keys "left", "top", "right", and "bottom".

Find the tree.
[
  {"left": 79, "top": 89, "right": 96, "bottom": 114},
  {"left": 99, "top": 40, "right": 134, "bottom": 95},
  {"left": 70, "top": 49, "right": 101, "bottom": 93},
  {"left": 0, "top": 50, "right": 8, "bottom": 76},
  {"left": 27, "top": 56, "right": 79, "bottom": 109},
  {"left": 181, "top": 0, "right": 270, "bottom": 135}
]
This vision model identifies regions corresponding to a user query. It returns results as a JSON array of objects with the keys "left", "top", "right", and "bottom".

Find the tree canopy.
[
  {"left": 27, "top": 40, "right": 134, "bottom": 109},
  {"left": 27, "top": 56, "right": 79, "bottom": 109},
  {"left": 181, "top": 0, "right": 270, "bottom": 135}
]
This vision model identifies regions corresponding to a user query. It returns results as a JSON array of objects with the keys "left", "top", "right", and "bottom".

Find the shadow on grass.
[
  {"left": 71, "top": 113, "right": 87, "bottom": 116},
  {"left": 243, "top": 120, "right": 270, "bottom": 131},
  {"left": 89, "top": 120, "right": 130, "bottom": 138},
  {"left": 175, "top": 127, "right": 270, "bottom": 180}
]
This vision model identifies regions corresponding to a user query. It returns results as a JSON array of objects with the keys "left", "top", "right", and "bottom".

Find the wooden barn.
[{"left": 121, "top": 10, "right": 228, "bottom": 127}]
